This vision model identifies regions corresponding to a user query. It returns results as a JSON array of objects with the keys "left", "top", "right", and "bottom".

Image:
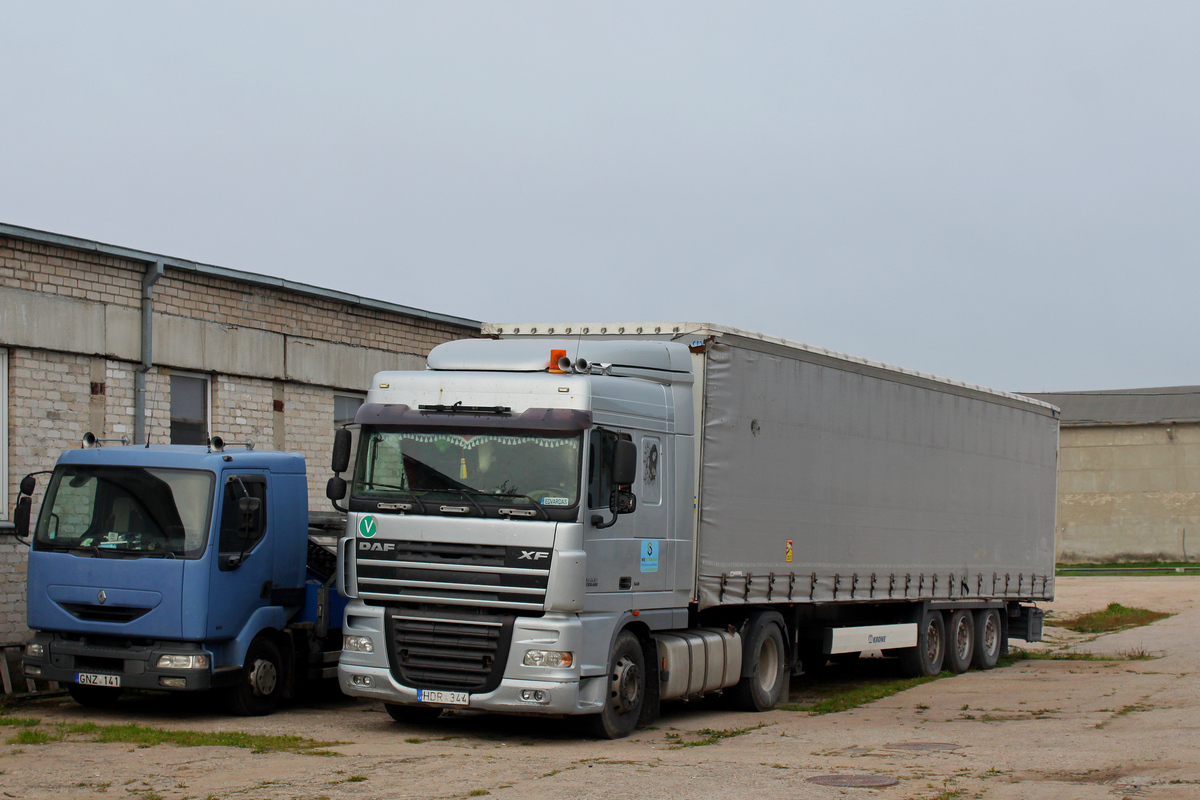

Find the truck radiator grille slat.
[
  {"left": 386, "top": 613, "right": 513, "bottom": 693},
  {"left": 357, "top": 540, "right": 551, "bottom": 613},
  {"left": 58, "top": 603, "right": 150, "bottom": 624}
]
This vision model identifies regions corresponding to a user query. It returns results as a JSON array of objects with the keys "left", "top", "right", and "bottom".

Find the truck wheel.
[
  {"left": 68, "top": 683, "right": 123, "bottom": 708},
  {"left": 728, "top": 612, "right": 787, "bottom": 712},
  {"left": 898, "top": 609, "right": 946, "bottom": 677},
  {"left": 972, "top": 608, "right": 1002, "bottom": 670},
  {"left": 384, "top": 703, "right": 443, "bottom": 724},
  {"left": 582, "top": 630, "right": 646, "bottom": 739},
  {"left": 228, "top": 637, "right": 284, "bottom": 716},
  {"left": 946, "top": 610, "right": 974, "bottom": 674}
]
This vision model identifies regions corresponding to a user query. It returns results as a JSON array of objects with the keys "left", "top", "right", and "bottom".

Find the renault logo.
[{"left": 97, "top": 590, "right": 107, "bottom": 605}]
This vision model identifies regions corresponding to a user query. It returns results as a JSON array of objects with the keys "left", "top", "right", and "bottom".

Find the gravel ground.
[{"left": 2, "top": 576, "right": 1197, "bottom": 800}]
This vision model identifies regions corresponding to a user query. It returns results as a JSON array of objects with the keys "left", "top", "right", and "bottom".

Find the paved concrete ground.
[{"left": 1, "top": 576, "right": 1197, "bottom": 800}]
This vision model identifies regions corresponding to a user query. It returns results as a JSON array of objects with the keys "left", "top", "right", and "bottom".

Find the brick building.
[
  {"left": 1025, "top": 387, "right": 1200, "bottom": 563},
  {"left": 0, "top": 222, "right": 480, "bottom": 641}
]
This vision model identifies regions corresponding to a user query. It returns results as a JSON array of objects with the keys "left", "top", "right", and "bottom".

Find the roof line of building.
[{"left": 0, "top": 222, "right": 482, "bottom": 330}]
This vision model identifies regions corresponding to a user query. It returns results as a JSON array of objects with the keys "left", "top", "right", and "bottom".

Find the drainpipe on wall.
[{"left": 134, "top": 261, "right": 165, "bottom": 445}]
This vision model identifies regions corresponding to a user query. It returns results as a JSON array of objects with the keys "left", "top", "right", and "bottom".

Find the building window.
[
  {"left": 1, "top": 349, "right": 7, "bottom": 520},
  {"left": 334, "top": 394, "right": 364, "bottom": 428},
  {"left": 170, "top": 373, "right": 210, "bottom": 445}
]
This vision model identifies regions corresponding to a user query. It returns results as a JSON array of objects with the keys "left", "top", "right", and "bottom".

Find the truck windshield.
[
  {"left": 352, "top": 428, "right": 582, "bottom": 517},
  {"left": 32, "top": 466, "right": 215, "bottom": 558}
]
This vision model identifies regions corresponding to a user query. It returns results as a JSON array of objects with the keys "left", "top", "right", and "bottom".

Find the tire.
[
  {"left": 581, "top": 630, "right": 646, "bottom": 739},
  {"left": 946, "top": 610, "right": 974, "bottom": 674},
  {"left": 384, "top": 703, "right": 443, "bottom": 724},
  {"left": 972, "top": 608, "right": 1002, "bottom": 670},
  {"left": 228, "top": 636, "right": 284, "bottom": 716},
  {"left": 897, "top": 608, "right": 946, "bottom": 678},
  {"left": 68, "top": 683, "right": 123, "bottom": 708},
  {"left": 728, "top": 612, "right": 788, "bottom": 712}
]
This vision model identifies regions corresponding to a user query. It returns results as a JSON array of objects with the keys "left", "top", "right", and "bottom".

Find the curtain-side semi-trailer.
[{"left": 330, "top": 323, "right": 1058, "bottom": 738}]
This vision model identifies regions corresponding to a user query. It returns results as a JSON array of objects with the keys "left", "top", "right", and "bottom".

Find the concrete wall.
[
  {"left": 0, "top": 232, "right": 478, "bottom": 641},
  {"left": 1056, "top": 422, "right": 1200, "bottom": 562}
]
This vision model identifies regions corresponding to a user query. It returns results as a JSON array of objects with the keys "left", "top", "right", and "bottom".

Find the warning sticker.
[{"left": 786, "top": 538, "right": 793, "bottom": 563}]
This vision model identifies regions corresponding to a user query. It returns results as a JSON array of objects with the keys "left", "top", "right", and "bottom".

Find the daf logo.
[
  {"left": 518, "top": 550, "right": 550, "bottom": 561},
  {"left": 97, "top": 590, "right": 107, "bottom": 605},
  {"left": 359, "top": 541, "right": 396, "bottom": 552}
]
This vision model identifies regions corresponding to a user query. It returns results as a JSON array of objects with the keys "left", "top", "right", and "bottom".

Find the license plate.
[
  {"left": 416, "top": 689, "right": 468, "bottom": 706},
  {"left": 77, "top": 672, "right": 121, "bottom": 687}
]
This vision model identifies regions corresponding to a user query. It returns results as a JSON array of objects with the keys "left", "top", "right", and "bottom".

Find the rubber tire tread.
[
  {"left": 897, "top": 608, "right": 946, "bottom": 678},
  {"left": 581, "top": 630, "right": 646, "bottom": 740},
  {"left": 228, "top": 636, "right": 285, "bottom": 717},
  {"left": 728, "top": 612, "right": 788, "bottom": 712},
  {"left": 972, "top": 608, "right": 1002, "bottom": 670},
  {"left": 946, "top": 610, "right": 974, "bottom": 674}
]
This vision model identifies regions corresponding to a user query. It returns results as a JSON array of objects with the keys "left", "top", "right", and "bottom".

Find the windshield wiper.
[
  {"left": 431, "top": 488, "right": 487, "bottom": 517},
  {"left": 357, "top": 481, "right": 429, "bottom": 514}
]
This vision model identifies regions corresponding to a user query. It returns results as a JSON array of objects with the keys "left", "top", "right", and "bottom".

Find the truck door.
[
  {"left": 208, "top": 473, "right": 272, "bottom": 641},
  {"left": 585, "top": 429, "right": 671, "bottom": 595}
]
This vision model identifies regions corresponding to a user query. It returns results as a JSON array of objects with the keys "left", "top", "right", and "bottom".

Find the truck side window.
[
  {"left": 587, "top": 430, "right": 632, "bottom": 509},
  {"left": 219, "top": 476, "right": 268, "bottom": 556}
]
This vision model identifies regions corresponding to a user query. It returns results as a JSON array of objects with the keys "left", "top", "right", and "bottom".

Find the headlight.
[
  {"left": 344, "top": 635, "right": 374, "bottom": 653},
  {"left": 523, "top": 649, "right": 573, "bottom": 667},
  {"left": 156, "top": 654, "right": 209, "bottom": 669},
  {"left": 25, "top": 643, "right": 44, "bottom": 658}
]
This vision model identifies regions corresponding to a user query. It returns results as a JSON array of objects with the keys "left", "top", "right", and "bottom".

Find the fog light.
[
  {"left": 520, "top": 689, "right": 550, "bottom": 704},
  {"left": 156, "top": 654, "right": 209, "bottom": 669},
  {"left": 344, "top": 635, "right": 374, "bottom": 653},
  {"left": 351, "top": 674, "right": 374, "bottom": 687},
  {"left": 523, "top": 649, "right": 572, "bottom": 667},
  {"left": 159, "top": 676, "right": 187, "bottom": 688},
  {"left": 25, "top": 643, "right": 45, "bottom": 658},
  {"left": 24, "top": 665, "right": 41, "bottom": 677}
]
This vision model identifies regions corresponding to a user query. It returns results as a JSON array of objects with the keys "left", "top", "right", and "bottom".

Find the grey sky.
[{"left": 3, "top": 3, "right": 1197, "bottom": 392}]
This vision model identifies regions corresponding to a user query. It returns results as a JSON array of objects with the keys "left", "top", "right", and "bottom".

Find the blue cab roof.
[{"left": 55, "top": 445, "right": 306, "bottom": 474}]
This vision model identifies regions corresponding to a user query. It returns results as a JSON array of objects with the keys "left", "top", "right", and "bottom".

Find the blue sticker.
[{"left": 640, "top": 540, "right": 659, "bottom": 573}]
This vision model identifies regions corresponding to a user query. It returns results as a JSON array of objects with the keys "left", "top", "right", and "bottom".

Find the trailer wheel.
[
  {"left": 68, "top": 683, "right": 123, "bottom": 708},
  {"left": 946, "top": 610, "right": 974, "bottom": 674},
  {"left": 898, "top": 608, "right": 946, "bottom": 677},
  {"left": 582, "top": 630, "right": 646, "bottom": 739},
  {"left": 972, "top": 608, "right": 1002, "bottom": 670},
  {"left": 384, "top": 703, "right": 443, "bottom": 724},
  {"left": 228, "top": 636, "right": 284, "bottom": 716},
  {"left": 728, "top": 612, "right": 787, "bottom": 712}
]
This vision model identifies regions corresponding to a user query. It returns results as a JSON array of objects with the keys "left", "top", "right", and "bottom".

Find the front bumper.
[{"left": 22, "top": 632, "right": 226, "bottom": 692}]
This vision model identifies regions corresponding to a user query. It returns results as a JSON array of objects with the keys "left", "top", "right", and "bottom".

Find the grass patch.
[
  {"left": 1003, "top": 647, "right": 1156, "bottom": 664},
  {"left": 1057, "top": 561, "right": 1199, "bottom": 576},
  {"left": 667, "top": 723, "right": 765, "bottom": 748},
  {"left": 0, "top": 717, "right": 40, "bottom": 728},
  {"left": 5, "top": 720, "right": 342, "bottom": 754},
  {"left": 780, "top": 673, "right": 946, "bottom": 715},
  {"left": 1057, "top": 603, "right": 1170, "bottom": 634}
]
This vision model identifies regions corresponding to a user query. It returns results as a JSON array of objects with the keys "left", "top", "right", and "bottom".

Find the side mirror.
[
  {"left": 611, "top": 439, "right": 637, "bottom": 485},
  {"left": 12, "top": 496, "right": 32, "bottom": 538},
  {"left": 237, "top": 496, "right": 261, "bottom": 532},
  {"left": 611, "top": 489, "right": 637, "bottom": 515},
  {"left": 331, "top": 428, "right": 352, "bottom": 474},
  {"left": 19, "top": 475, "right": 36, "bottom": 496},
  {"left": 326, "top": 476, "right": 347, "bottom": 501}
]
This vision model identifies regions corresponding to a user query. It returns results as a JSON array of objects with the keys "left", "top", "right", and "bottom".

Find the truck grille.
[
  {"left": 386, "top": 612, "right": 513, "bottom": 693},
  {"left": 356, "top": 540, "right": 551, "bottom": 613},
  {"left": 59, "top": 603, "right": 150, "bottom": 624}
]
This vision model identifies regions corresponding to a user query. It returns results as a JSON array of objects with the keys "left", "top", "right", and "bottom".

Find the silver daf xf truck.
[{"left": 330, "top": 323, "right": 1058, "bottom": 738}]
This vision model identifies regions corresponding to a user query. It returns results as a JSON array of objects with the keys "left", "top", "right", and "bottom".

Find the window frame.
[
  {"left": 1, "top": 349, "right": 7, "bottom": 520},
  {"left": 169, "top": 370, "right": 211, "bottom": 445}
]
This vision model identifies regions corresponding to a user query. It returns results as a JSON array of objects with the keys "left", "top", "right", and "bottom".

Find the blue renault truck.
[{"left": 12, "top": 436, "right": 346, "bottom": 715}]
